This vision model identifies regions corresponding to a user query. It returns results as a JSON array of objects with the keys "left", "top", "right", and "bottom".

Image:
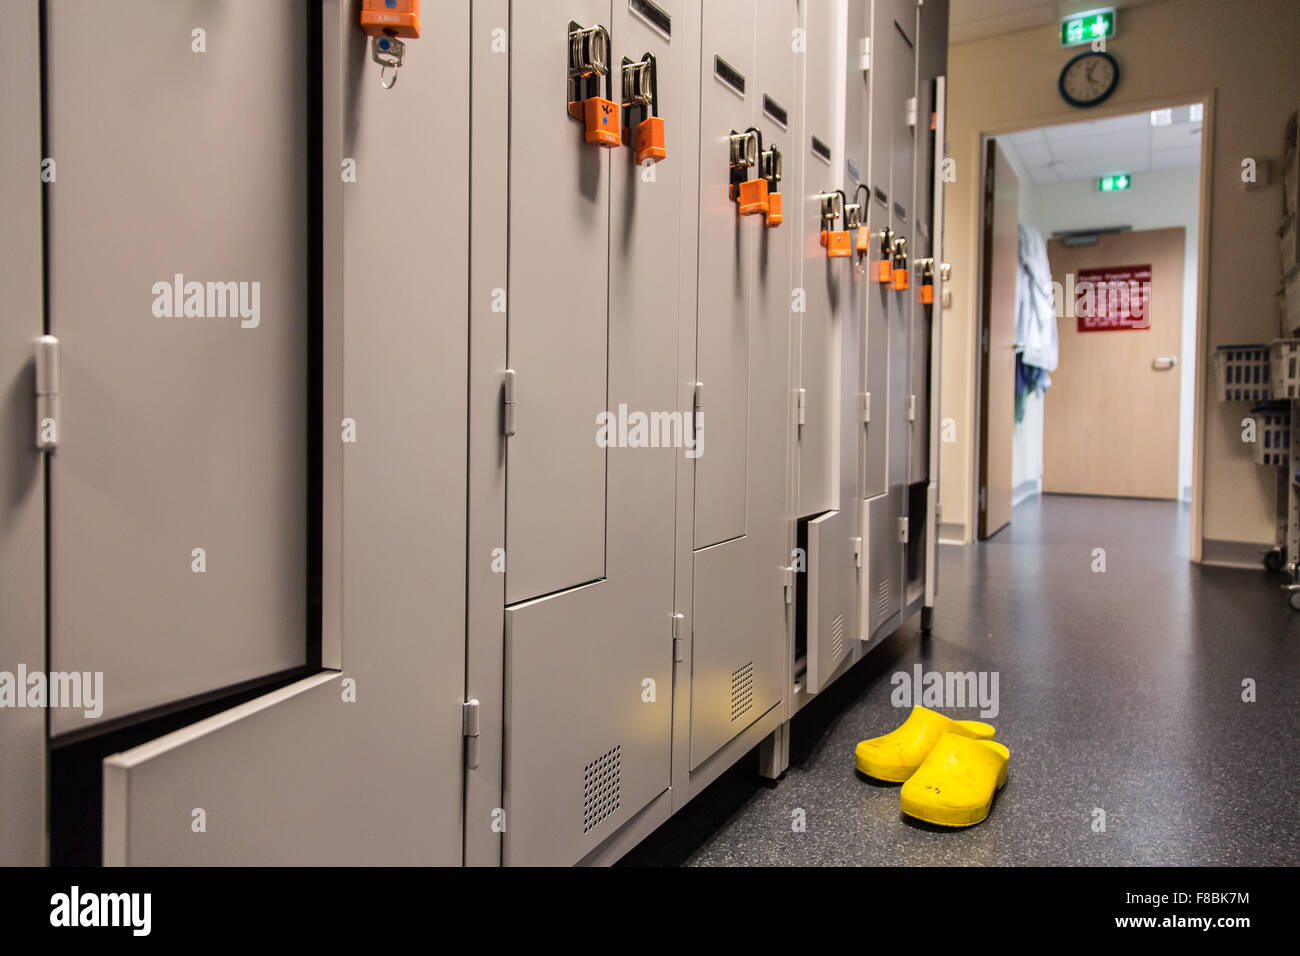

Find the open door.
[{"left": 977, "top": 138, "right": 1018, "bottom": 540}]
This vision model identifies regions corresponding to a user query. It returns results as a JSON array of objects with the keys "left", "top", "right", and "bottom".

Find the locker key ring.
[{"left": 371, "top": 35, "right": 405, "bottom": 88}]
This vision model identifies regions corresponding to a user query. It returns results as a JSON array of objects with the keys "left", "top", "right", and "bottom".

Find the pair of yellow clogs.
[{"left": 854, "top": 705, "right": 1010, "bottom": 827}]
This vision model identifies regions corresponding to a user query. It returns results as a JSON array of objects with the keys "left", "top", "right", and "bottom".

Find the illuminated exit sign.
[
  {"left": 1099, "top": 173, "right": 1132, "bottom": 192},
  {"left": 1060, "top": 8, "right": 1116, "bottom": 46}
]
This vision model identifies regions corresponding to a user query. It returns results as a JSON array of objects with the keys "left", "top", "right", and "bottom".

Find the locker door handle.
[{"left": 1152, "top": 356, "right": 1178, "bottom": 370}]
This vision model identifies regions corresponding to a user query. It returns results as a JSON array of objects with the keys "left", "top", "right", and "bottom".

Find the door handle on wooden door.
[{"left": 1151, "top": 356, "right": 1178, "bottom": 370}]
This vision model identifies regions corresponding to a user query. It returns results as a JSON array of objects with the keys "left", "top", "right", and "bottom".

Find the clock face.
[{"left": 1059, "top": 51, "right": 1119, "bottom": 108}]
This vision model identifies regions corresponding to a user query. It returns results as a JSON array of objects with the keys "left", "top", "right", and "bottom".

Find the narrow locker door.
[
  {"left": 506, "top": 0, "right": 612, "bottom": 604},
  {"left": 502, "top": 0, "right": 682, "bottom": 866},
  {"left": 796, "top": 0, "right": 845, "bottom": 519},
  {"left": 45, "top": 1, "right": 308, "bottom": 732},
  {"left": 101, "top": 0, "right": 472, "bottom": 865},
  {"left": 693, "top": 0, "right": 754, "bottom": 550},
  {"left": 690, "top": 0, "right": 788, "bottom": 770}
]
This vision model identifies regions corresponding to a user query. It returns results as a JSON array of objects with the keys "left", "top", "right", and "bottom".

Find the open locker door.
[{"left": 101, "top": 0, "right": 470, "bottom": 866}]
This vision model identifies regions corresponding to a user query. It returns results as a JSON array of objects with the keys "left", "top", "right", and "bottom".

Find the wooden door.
[
  {"left": 1043, "top": 227, "right": 1185, "bottom": 498},
  {"left": 977, "top": 139, "right": 1018, "bottom": 539}
]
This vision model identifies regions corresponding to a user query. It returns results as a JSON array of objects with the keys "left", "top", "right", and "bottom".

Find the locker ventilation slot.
[
  {"left": 714, "top": 56, "right": 746, "bottom": 96},
  {"left": 831, "top": 613, "right": 846, "bottom": 661},
  {"left": 629, "top": 0, "right": 671, "bottom": 37},
  {"left": 730, "top": 662, "right": 755, "bottom": 722},
  {"left": 876, "top": 579, "right": 891, "bottom": 618},
  {"left": 763, "top": 95, "right": 788, "bottom": 129},
  {"left": 583, "top": 745, "right": 622, "bottom": 834},
  {"left": 811, "top": 135, "right": 832, "bottom": 163}
]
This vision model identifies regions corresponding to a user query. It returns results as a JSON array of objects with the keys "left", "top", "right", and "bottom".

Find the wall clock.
[{"left": 1058, "top": 50, "right": 1119, "bottom": 108}]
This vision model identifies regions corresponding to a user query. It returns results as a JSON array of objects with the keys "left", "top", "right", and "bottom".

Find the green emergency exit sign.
[
  {"left": 1099, "top": 173, "right": 1131, "bottom": 192},
  {"left": 1060, "top": 8, "right": 1116, "bottom": 46}
]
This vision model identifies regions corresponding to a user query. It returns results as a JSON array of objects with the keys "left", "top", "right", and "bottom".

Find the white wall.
[{"left": 1016, "top": 163, "right": 1201, "bottom": 500}]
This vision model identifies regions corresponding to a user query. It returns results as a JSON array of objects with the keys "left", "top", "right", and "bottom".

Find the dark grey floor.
[{"left": 621, "top": 494, "right": 1299, "bottom": 866}]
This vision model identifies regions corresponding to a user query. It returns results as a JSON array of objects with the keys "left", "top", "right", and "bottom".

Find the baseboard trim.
[
  {"left": 1012, "top": 478, "right": 1041, "bottom": 506},
  {"left": 1200, "top": 538, "right": 1272, "bottom": 570},
  {"left": 938, "top": 521, "right": 967, "bottom": 545}
]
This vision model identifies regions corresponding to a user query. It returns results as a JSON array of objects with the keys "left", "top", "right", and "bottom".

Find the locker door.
[
  {"left": 690, "top": 0, "right": 790, "bottom": 769},
  {"left": 887, "top": 1, "right": 916, "bottom": 496},
  {"left": 505, "top": 0, "right": 612, "bottom": 604},
  {"left": 909, "top": 75, "right": 936, "bottom": 485},
  {"left": 795, "top": 0, "right": 843, "bottom": 519},
  {"left": 102, "top": 0, "right": 471, "bottom": 865},
  {"left": 502, "top": 1, "right": 681, "bottom": 866},
  {"left": 805, "top": 510, "right": 854, "bottom": 692},
  {"left": 44, "top": 0, "right": 308, "bottom": 733}
]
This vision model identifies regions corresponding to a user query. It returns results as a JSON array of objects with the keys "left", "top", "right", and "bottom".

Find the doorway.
[{"left": 974, "top": 102, "right": 1206, "bottom": 540}]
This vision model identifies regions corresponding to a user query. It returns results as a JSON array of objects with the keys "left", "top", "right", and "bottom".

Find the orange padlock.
[
  {"left": 892, "top": 237, "right": 910, "bottom": 291},
  {"left": 729, "top": 128, "right": 770, "bottom": 216},
  {"left": 821, "top": 230, "right": 852, "bottom": 258},
  {"left": 568, "top": 24, "right": 621, "bottom": 149},
  {"left": 623, "top": 53, "right": 667, "bottom": 164},
  {"left": 919, "top": 259, "right": 935, "bottom": 304},
  {"left": 361, "top": 0, "right": 420, "bottom": 37},
  {"left": 766, "top": 191, "right": 783, "bottom": 227},
  {"left": 736, "top": 177, "right": 770, "bottom": 216},
  {"left": 762, "top": 145, "right": 783, "bottom": 227},
  {"left": 876, "top": 228, "right": 895, "bottom": 283},
  {"left": 857, "top": 227, "right": 871, "bottom": 255}
]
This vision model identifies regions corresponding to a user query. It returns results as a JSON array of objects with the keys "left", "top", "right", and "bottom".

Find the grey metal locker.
[
  {"left": 101, "top": 0, "right": 471, "bottom": 866},
  {"left": 795, "top": 0, "right": 843, "bottom": 520},
  {"left": 804, "top": 510, "right": 854, "bottom": 692},
  {"left": 44, "top": 0, "right": 309, "bottom": 733},
  {"left": 505, "top": 0, "right": 612, "bottom": 605},
  {"left": 689, "top": 0, "right": 790, "bottom": 769},
  {"left": 501, "top": 0, "right": 680, "bottom": 866}
]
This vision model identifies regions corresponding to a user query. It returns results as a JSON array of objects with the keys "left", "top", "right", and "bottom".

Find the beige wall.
[{"left": 940, "top": 0, "right": 1299, "bottom": 548}]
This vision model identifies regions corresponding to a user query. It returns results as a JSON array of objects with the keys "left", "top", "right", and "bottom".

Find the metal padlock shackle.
[
  {"left": 729, "top": 126, "right": 763, "bottom": 195},
  {"left": 818, "top": 188, "right": 847, "bottom": 229},
  {"left": 569, "top": 23, "right": 613, "bottom": 103},
  {"left": 761, "top": 143, "right": 782, "bottom": 190},
  {"left": 622, "top": 51, "right": 659, "bottom": 115}
]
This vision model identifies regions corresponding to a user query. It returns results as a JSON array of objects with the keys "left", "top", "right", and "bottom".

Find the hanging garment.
[{"left": 1016, "top": 223, "right": 1059, "bottom": 374}]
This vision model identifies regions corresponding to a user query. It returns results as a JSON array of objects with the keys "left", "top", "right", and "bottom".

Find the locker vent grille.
[
  {"left": 730, "top": 662, "right": 755, "bottom": 722},
  {"left": 583, "top": 745, "right": 622, "bottom": 834},
  {"left": 831, "top": 613, "right": 846, "bottom": 661},
  {"left": 876, "top": 579, "right": 890, "bottom": 618}
]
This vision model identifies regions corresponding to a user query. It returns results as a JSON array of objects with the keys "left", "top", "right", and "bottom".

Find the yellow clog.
[
  {"left": 854, "top": 706, "right": 996, "bottom": 782},
  {"left": 899, "top": 732, "right": 1010, "bottom": 827}
]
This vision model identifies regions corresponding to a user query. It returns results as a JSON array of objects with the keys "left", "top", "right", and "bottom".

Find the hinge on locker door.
[
  {"left": 852, "top": 536, "right": 863, "bottom": 569},
  {"left": 729, "top": 128, "right": 768, "bottom": 217},
  {"left": 35, "top": 335, "right": 60, "bottom": 451},
  {"left": 907, "top": 394, "right": 916, "bottom": 422},
  {"left": 672, "top": 613, "right": 685, "bottom": 663},
  {"left": 796, "top": 387, "right": 807, "bottom": 428},
  {"left": 859, "top": 391, "right": 871, "bottom": 424},
  {"left": 503, "top": 369, "right": 517, "bottom": 437},
  {"left": 979, "top": 485, "right": 987, "bottom": 512},
  {"left": 462, "top": 698, "right": 481, "bottom": 770},
  {"left": 906, "top": 97, "right": 918, "bottom": 129},
  {"left": 898, "top": 517, "right": 909, "bottom": 544},
  {"left": 783, "top": 566, "right": 795, "bottom": 605},
  {"left": 623, "top": 52, "right": 666, "bottom": 164},
  {"left": 857, "top": 37, "right": 870, "bottom": 73},
  {"left": 568, "top": 22, "right": 621, "bottom": 148},
  {"left": 361, "top": 0, "right": 420, "bottom": 89}
]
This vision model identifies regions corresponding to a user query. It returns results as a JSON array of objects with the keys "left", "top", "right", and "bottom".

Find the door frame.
[{"left": 970, "top": 90, "right": 1214, "bottom": 560}]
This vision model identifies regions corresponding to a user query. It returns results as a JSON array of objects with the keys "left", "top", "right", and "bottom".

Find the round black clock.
[{"left": 1058, "top": 50, "right": 1120, "bottom": 108}]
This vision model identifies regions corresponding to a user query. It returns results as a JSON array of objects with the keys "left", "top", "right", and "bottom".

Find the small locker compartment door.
[
  {"left": 505, "top": 0, "right": 612, "bottom": 604},
  {"left": 44, "top": 0, "right": 310, "bottom": 733},
  {"left": 501, "top": 0, "right": 681, "bottom": 866},
  {"left": 863, "top": 490, "right": 902, "bottom": 642},
  {"left": 804, "top": 510, "right": 855, "bottom": 693},
  {"left": 690, "top": 0, "right": 790, "bottom": 770}
]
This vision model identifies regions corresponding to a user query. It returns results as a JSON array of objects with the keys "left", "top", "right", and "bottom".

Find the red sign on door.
[{"left": 1075, "top": 264, "right": 1152, "bottom": 331}]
